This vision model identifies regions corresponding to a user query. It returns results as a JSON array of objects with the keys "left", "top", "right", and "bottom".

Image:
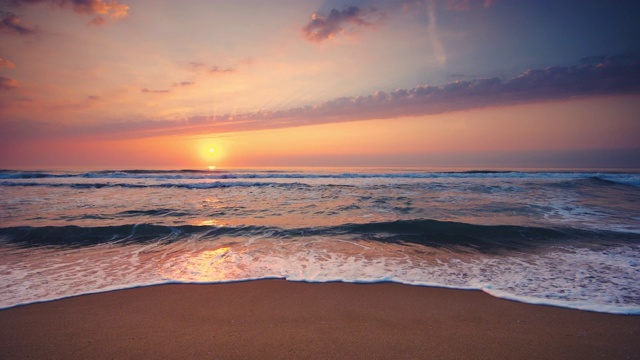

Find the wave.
[
  {"left": 116, "top": 209, "right": 192, "bottom": 217},
  {"left": 2, "top": 219, "right": 637, "bottom": 250},
  {"left": 0, "top": 172, "right": 73, "bottom": 179},
  {"left": 2, "top": 169, "right": 639, "bottom": 184},
  {"left": 2, "top": 177, "right": 638, "bottom": 191},
  {"left": 546, "top": 175, "right": 640, "bottom": 189},
  {"left": 0, "top": 181, "right": 312, "bottom": 189},
  {"left": 584, "top": 175, "right": 640, "bottom": 187},
  {"left": 2, "top": 219, "right": 639, "bottom": 314}
]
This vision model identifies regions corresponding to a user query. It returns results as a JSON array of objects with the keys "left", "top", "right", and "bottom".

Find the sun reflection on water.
[
  {"left": 193, "top": 219, "right": 225, "bottom": 227},
  {"left": 160, "top": 247, "right": 233, "bottom": 282}
]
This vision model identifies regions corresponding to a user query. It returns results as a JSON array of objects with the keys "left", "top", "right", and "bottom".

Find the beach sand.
[{"left": 1, "top": 280, "right": 638, "bottom": 359}]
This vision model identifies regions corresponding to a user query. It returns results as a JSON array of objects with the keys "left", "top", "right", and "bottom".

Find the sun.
[{"left": 196, "top": 142, "right": 224, "bottom": 169}]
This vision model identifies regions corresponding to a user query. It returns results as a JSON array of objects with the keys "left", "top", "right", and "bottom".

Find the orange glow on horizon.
[{"left": 2, "top": 96, "right": 638, "bottom": 169}]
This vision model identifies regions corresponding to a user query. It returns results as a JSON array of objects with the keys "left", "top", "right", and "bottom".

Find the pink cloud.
[
  {"left": 0, "top": 11, "right": 38, "bottom": 35},
  {"left": 62, "top": 0, "right": 129, "bottom": 19},
  {"left": 0, "top": 57, "right": 16, "bottom": 68},
  {"left": 8, "top": 0, "right": 129, "bottom": 18},
  {"left": 0, "top": 76, "right": 19, "bottom": 90},
  {"left": 4, "top": 0, "right": 129, "bottom": 29}
]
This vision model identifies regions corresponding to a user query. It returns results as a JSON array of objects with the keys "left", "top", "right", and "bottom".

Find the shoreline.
[
  {"left": 1, "top": 280, "right": 638, "bottom": 359},
  {"left": 2, "top": 280, "right": 638, "bottom": 315}
]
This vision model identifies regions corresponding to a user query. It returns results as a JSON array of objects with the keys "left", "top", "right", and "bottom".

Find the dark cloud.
[
  {"left": 172, "top": 81, "right": 194, "bottom": 87},
  {"left": 86, "top": 95, "right": 100, "bottom": 100},
  {"left": 0, "top": 11, "right": 38, "bottom": 35},
  {"left": 302, "top": 6, "right": 385, "bottom": 42},
  {"left": 0, "top": 76, "right": 19, "bottom": 90}
]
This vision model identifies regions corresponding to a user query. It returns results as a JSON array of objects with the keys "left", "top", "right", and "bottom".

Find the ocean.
[{"left": 1, "top": 168, "right": 639, "bottom": 314}]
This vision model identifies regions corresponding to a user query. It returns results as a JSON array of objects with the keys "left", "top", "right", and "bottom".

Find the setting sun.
[{"left": 192, "top": 141, "right": 227, "bottom": 169}]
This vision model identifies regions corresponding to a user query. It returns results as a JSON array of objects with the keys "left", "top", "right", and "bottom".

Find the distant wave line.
[
  {"left": 1, "top": 175, "right": 638, "bottom": 188},
  {"left": 0, "top": 180, "right": 313, "bottom": 190},
  {"left": 1, "top": 169, "right": 639, "bottom": 184}
]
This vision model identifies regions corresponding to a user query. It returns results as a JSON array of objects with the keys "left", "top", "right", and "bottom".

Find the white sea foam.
[{"left": 2, "top": 236, "right": 638, "bottom": 314}]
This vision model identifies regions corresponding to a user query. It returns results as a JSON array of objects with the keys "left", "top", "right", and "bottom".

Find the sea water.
[{"left": 1, "top": 168, "right": 639, "bottom": 314}]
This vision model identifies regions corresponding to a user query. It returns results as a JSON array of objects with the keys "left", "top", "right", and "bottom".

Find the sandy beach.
[{"left": 1, "top": 280, "right": 638, "bottom": 359}]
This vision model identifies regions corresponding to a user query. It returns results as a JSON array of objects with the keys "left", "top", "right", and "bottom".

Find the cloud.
[
  {"left": 88, "top": 15, "right": 106, "bottom": 26},
  {"left": 426, "top": 0, "right": 446, "bottom": 65},
  {"left": 279, "top": 53, "right": 639, "bottom": 122},
  {"left": 0, "top": 11, "right": 38, "bottom": 35},
  {"left": 141, "top": 88, "right": 170, "bottom": 94},
  {"left": 0, "top": 57, "right": 16, "bottom": 68},
  {"left": 87, "top": 95, "right": 100, "bottom": 100},
  {"left": 144, "top": 65, "right": 235, "bottom": 92},
  {"left": 302, "top": 6, "right": 385, "bottom": 43},
  {"left": 4, "top": 0, "right": 129, "bottom": 29},
  {"left": 403, "top": 0, "right": 491, "bottom": 66},
  {"left": 210, "top": 66, "right": 235, "bottom": 74},
  {"left": 0, "top": 76, "right": 19, "bottom": 90},
  {"left": 67, "top": 0, "right": 128, "bottom": 19},
  {"left": 143, "top": 81, "right": 195, "bottom": 92},
  {"left": 4, "top": 54, "right": 640, "bottom": 140},
  {"left": 8, "top": 0, "right": 129, "bottom": 18},
  {"left": 143, "top": 81, "right": 195, "bottom": 93},
  {"left": 188, "top": 62, "right": 235, "bottom": 74}
]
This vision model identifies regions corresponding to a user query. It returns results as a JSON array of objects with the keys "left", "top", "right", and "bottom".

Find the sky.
[{"left": 1, "top": 0, "right": 639, "bottom": 169}]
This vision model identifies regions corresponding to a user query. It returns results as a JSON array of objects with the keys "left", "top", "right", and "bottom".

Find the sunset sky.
[{"left": 1, "top": 0, "right": 639, "bottom": 169}]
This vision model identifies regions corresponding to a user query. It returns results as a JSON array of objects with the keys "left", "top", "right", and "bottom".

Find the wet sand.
[{"left": 1, "top": 280, "right": 638, "bottom": 359}]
